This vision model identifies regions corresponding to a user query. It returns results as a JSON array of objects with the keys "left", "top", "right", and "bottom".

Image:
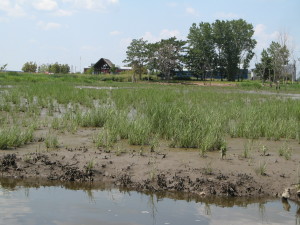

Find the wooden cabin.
[{"left": 93, "top": 58, "right": 114, "bottom": 74}]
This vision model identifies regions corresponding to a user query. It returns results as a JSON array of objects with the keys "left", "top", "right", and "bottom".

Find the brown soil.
[{"left": 0, "top": 128, "right": 299, "bottom": 202}]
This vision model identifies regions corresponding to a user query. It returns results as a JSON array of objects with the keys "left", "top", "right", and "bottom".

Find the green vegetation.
[
  {"left": 0, "top": 73, "right": 299, "bottom": 155},
  {"left": 255, "top": 161, "right": 267, "bottom": 176},
  {"left": 278, "top": 142, "right": 292, "bottom": 160},
  {"left": 45, "top": 134, "right": 59, "bottom": 149}
]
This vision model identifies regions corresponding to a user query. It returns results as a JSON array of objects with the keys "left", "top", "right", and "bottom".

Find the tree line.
[
  {"left": 124, "top": 19, "right": 257, "bottom": 81},
  {"left": 22, "top": 62, "right": 70, "bottom": 74},
  {"left": 254, "top": 38, "right": 293, "bottom": 83}
]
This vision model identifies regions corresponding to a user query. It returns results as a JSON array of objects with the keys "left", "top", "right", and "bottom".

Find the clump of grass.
[
  {"left": 261, "top": 145, "right": 268, "bottom": 156},
  {"left": 128, "top": 116, "right": 151, "bottom": 145},
  {"left": 255, "top": 161, "right": 267, "bottom": 176},
  {"left": 45, "top": 134, "right": 59, "bottom": 149},
  {"left": 86, "top": 160, "right": 94, "bottom": 172},
  {"left": 203, "top": 161, "right": 213, "bottom": 175},
  {"left": 0, "top": 126, "right": 34, "bottom": 150},
  {"left": 278, "top": 142, "right": 292, "bottom": 160},
  {"left": 115, "top": 146, "right": 126, "bottom": 156},
  {"left": 150, "top": 135, "right": 159, "bottom": 152},
  {"left": 220, "top": 143, "right": 227, "bottom": 160},
  {"left": 243, "top": 140, "right": 253, "bottom": 158},
  {"left": 94, "top": 129, "right": 118, "bottom": 148}
]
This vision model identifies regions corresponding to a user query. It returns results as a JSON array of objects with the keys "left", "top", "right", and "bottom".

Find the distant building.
[
  {"left": 94, "top": 58, "right": 114, "bottom": 74},
  {"left": 84, "top": 58, "right": 132, "bottom": 74}
]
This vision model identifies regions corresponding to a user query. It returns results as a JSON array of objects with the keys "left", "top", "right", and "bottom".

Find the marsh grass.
[
  {"left": 1, "top": 74, "right": 300, "bottom": 151},
  {"left": 94, "top": 129, "right": 118, "bottom": 148},
  {"left": 220, "top": 143, "right": 227, "bottom": 160},
  {"left": 203, "top": 161, "right": 213, "bottom": 175},
  {"left": 278, "top": 142, "right": 292, "bottom": 160},
  {"left": 45, "top": 134, "right": 59, "bottom": 149},
  {"left": 243, "top": 140, "right": 253, "bottom": 158},
  {"left": 0, "top": 126, "right": 34, "bottom": 150},
  {"left": 255, "top": 161, "right": 267, "bottom": 176},
  {"left": 86, "top": 160, "right": 94, "bottom": 172}
]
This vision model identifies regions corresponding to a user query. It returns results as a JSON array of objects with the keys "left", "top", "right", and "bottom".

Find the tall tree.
[
  {"left": 155, "top": 37, "right": 186, "bottom": 80},
  {"left": 186, "top": 22, "right": 216, "bottom": 80},
  {"left": 267, "top": 41, "right": 289, "bottom": 82},
  {"left": 212, "top": 20, "right": 227, "bottom": 80},
  {"left": 22, "top": 62, "right": 37, "bottom": 73},
  {"left": 255, "top": 49, "right": 273, "bottom": 82},
  {"left": 217, "top": 19, "right": 256, "bottom": 81},
  {"left": 123, "top": 38, "right": 149, "bottom": 81}
]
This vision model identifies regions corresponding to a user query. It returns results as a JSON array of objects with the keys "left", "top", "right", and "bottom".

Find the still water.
[{"left": 0, "top": 179, "right": 299, "bottom": 225}]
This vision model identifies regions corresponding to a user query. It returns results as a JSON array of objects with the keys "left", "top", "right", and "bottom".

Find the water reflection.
[{"left": 0, "top": 178, "right": 299, "bottom": 225}]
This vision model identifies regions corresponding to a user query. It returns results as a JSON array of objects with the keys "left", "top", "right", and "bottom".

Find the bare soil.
[{"left": 1, "top": 128, "right": 300, "bottom": 202}]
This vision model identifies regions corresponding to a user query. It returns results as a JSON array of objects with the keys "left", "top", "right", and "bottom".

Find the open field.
[{"left": 0, "top": 73, "right": 300, "bottom": 201}]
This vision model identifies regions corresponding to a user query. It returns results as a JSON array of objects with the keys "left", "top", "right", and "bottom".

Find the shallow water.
[{"left": 0, "top": 179, "right": 299, "bottom": 225}]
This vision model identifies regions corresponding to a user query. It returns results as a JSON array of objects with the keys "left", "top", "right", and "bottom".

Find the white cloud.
[
  {"left": 0, "top": 0, "right": 26, "bottom": 17},
  {"left": 62, "top": 0, "right": 119, "bottom": 11},
  {"left": 214, "top": 12, "right": 239, "bottom": 19},
  {"left": 108, "top": 0, "right": 118, "bottom": 4},
  {"left": 143, "top": 29, "right": 182, "bottom": 43},
  {"left": 37, "top": 21, "right": 62, "bottom": 30},
  {"left": 160, "top": 29, "right": 181, "bottom": 39},
  {"left": 254, "top": 24, "right": 278, "bottom": 51},
  {"left": 167, "top": 2, "right": 178, "bottom": 7},
  {"left": 186, "top": 7, "right": 199, "bottom": 16},
  {"left": 110, "top": 30, "right": 121, "bottom": 36},
  {"left": 33, "top": 0, "right": 58, "bottom": 11},
  {"left": 53, "top": 9, "right": 73, "bottom": 16}
]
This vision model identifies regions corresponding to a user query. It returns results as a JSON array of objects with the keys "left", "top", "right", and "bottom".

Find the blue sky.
[{"left": 0, "top": 0, "right": 299, "bottom": 73}]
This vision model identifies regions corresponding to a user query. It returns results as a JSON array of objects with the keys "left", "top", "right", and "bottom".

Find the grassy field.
[{"left": 0, "top": 72, "right": 299, "bottom": 155}]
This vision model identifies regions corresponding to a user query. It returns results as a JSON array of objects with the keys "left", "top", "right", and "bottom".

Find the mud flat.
[{"left": 0, "top": 129, "right": 299, "bottom": 202}]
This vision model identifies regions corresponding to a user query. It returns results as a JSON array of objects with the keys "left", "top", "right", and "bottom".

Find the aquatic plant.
[
  {"left": 45, "top": 134, "right": 59, "bottom": 149},
  {"left": 255, "top": 161, "right": 267, "bottom": 176},
  {"left": 278, "top": 142, "right": 292, "bottom": 160}
]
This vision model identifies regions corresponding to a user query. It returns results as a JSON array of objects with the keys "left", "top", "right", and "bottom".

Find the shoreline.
[{"left": 1, "top": 141, "right": 299, "bottom": 202}]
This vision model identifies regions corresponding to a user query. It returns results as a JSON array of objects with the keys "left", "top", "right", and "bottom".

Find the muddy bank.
[{"left": 1, "top": 138, "right": 299, "bottom": 202}]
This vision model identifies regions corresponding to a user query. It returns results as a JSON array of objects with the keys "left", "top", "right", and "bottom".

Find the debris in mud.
[
  {"left": 117, "top": 174, "right": 132, "bottom": 187},
  {"left": 61, "top": 167, "right": 93, "bottom": 182},
  {"left": 1, "top": 154, "right": 17, "bottom": 170}
]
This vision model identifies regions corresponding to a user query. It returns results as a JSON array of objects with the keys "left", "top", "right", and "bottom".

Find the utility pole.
[{"left": 80, "top": 56, "right": 82, "bottom": 74}]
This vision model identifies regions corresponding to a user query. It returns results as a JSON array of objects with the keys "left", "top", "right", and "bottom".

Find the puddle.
[
  {"left": 0, "top": 178, "right": 299, "bottom": 225},
  {"left": 76, "top": 86, "right": 135, "bottom": 90},
  {"left": 237, "top": 90, "right": 300, "bottom": 100}
]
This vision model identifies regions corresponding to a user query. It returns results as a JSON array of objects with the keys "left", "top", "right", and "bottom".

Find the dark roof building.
[{"left": 93, "top": 58, "right": 114, "bottom": 74}]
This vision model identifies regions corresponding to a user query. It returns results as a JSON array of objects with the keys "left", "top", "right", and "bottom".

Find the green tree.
[
  {"left": 49, "top": 63, "right": 60, "bottom": 74},
  {"left": 38, "top": 64, "right": 50, "bottom": 73},
  {"left": 213, "top": 20, "right": 227, "bottom": 80},
  {"left": 186, "top": 22, "right": 216, "bottom": 80},
  {"left": 155, "top": 37, "right": 186, "bottom": 80},
  {"left": 213, "top": 19, "right": 256, "bottom": 81},
  {"left": 60, "top": 64, "right": 70, "bottom": 74},
  {"left": 22, "top": 62, "right": 37, "bottom": 73},
  {"left": 267, "top": 41, "right": 289, "bottom": 82},
  {"left": 255, "top": 49, "right": 273, "bottom": 82},
  {"left": 0, "top": 64, "right": 7, "bottom": 72},
  {"left": 123, "top": 38, "right": 149, "bottom": 81}
]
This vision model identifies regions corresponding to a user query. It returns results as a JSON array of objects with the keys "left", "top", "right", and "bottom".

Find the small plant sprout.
[
  {"left": 261, "top": 145, "right": 268, "bottom": 156},
  {"left": 150, "top": 135, "right": 159, "bottom": 153},
  {"left": 243, "top": 140, "right": 253, "bottom": 158},
  {"left": 86, "top": 160, "right": 94, "bottom": 172},
  {"left": 45, "top": 134, "right": 59, "bottom": 149},
  {"left": 255, "top": 161, "right": 267, "bottom": 176},
  {"left": 203, "top": 161, "right": 213, "bottom": 175},
  {"left": 278, "top": 142, "right": 292, "bottom": 160},
  {"left": 220, "top": 144, "right": 227, "bottom": 160}
]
